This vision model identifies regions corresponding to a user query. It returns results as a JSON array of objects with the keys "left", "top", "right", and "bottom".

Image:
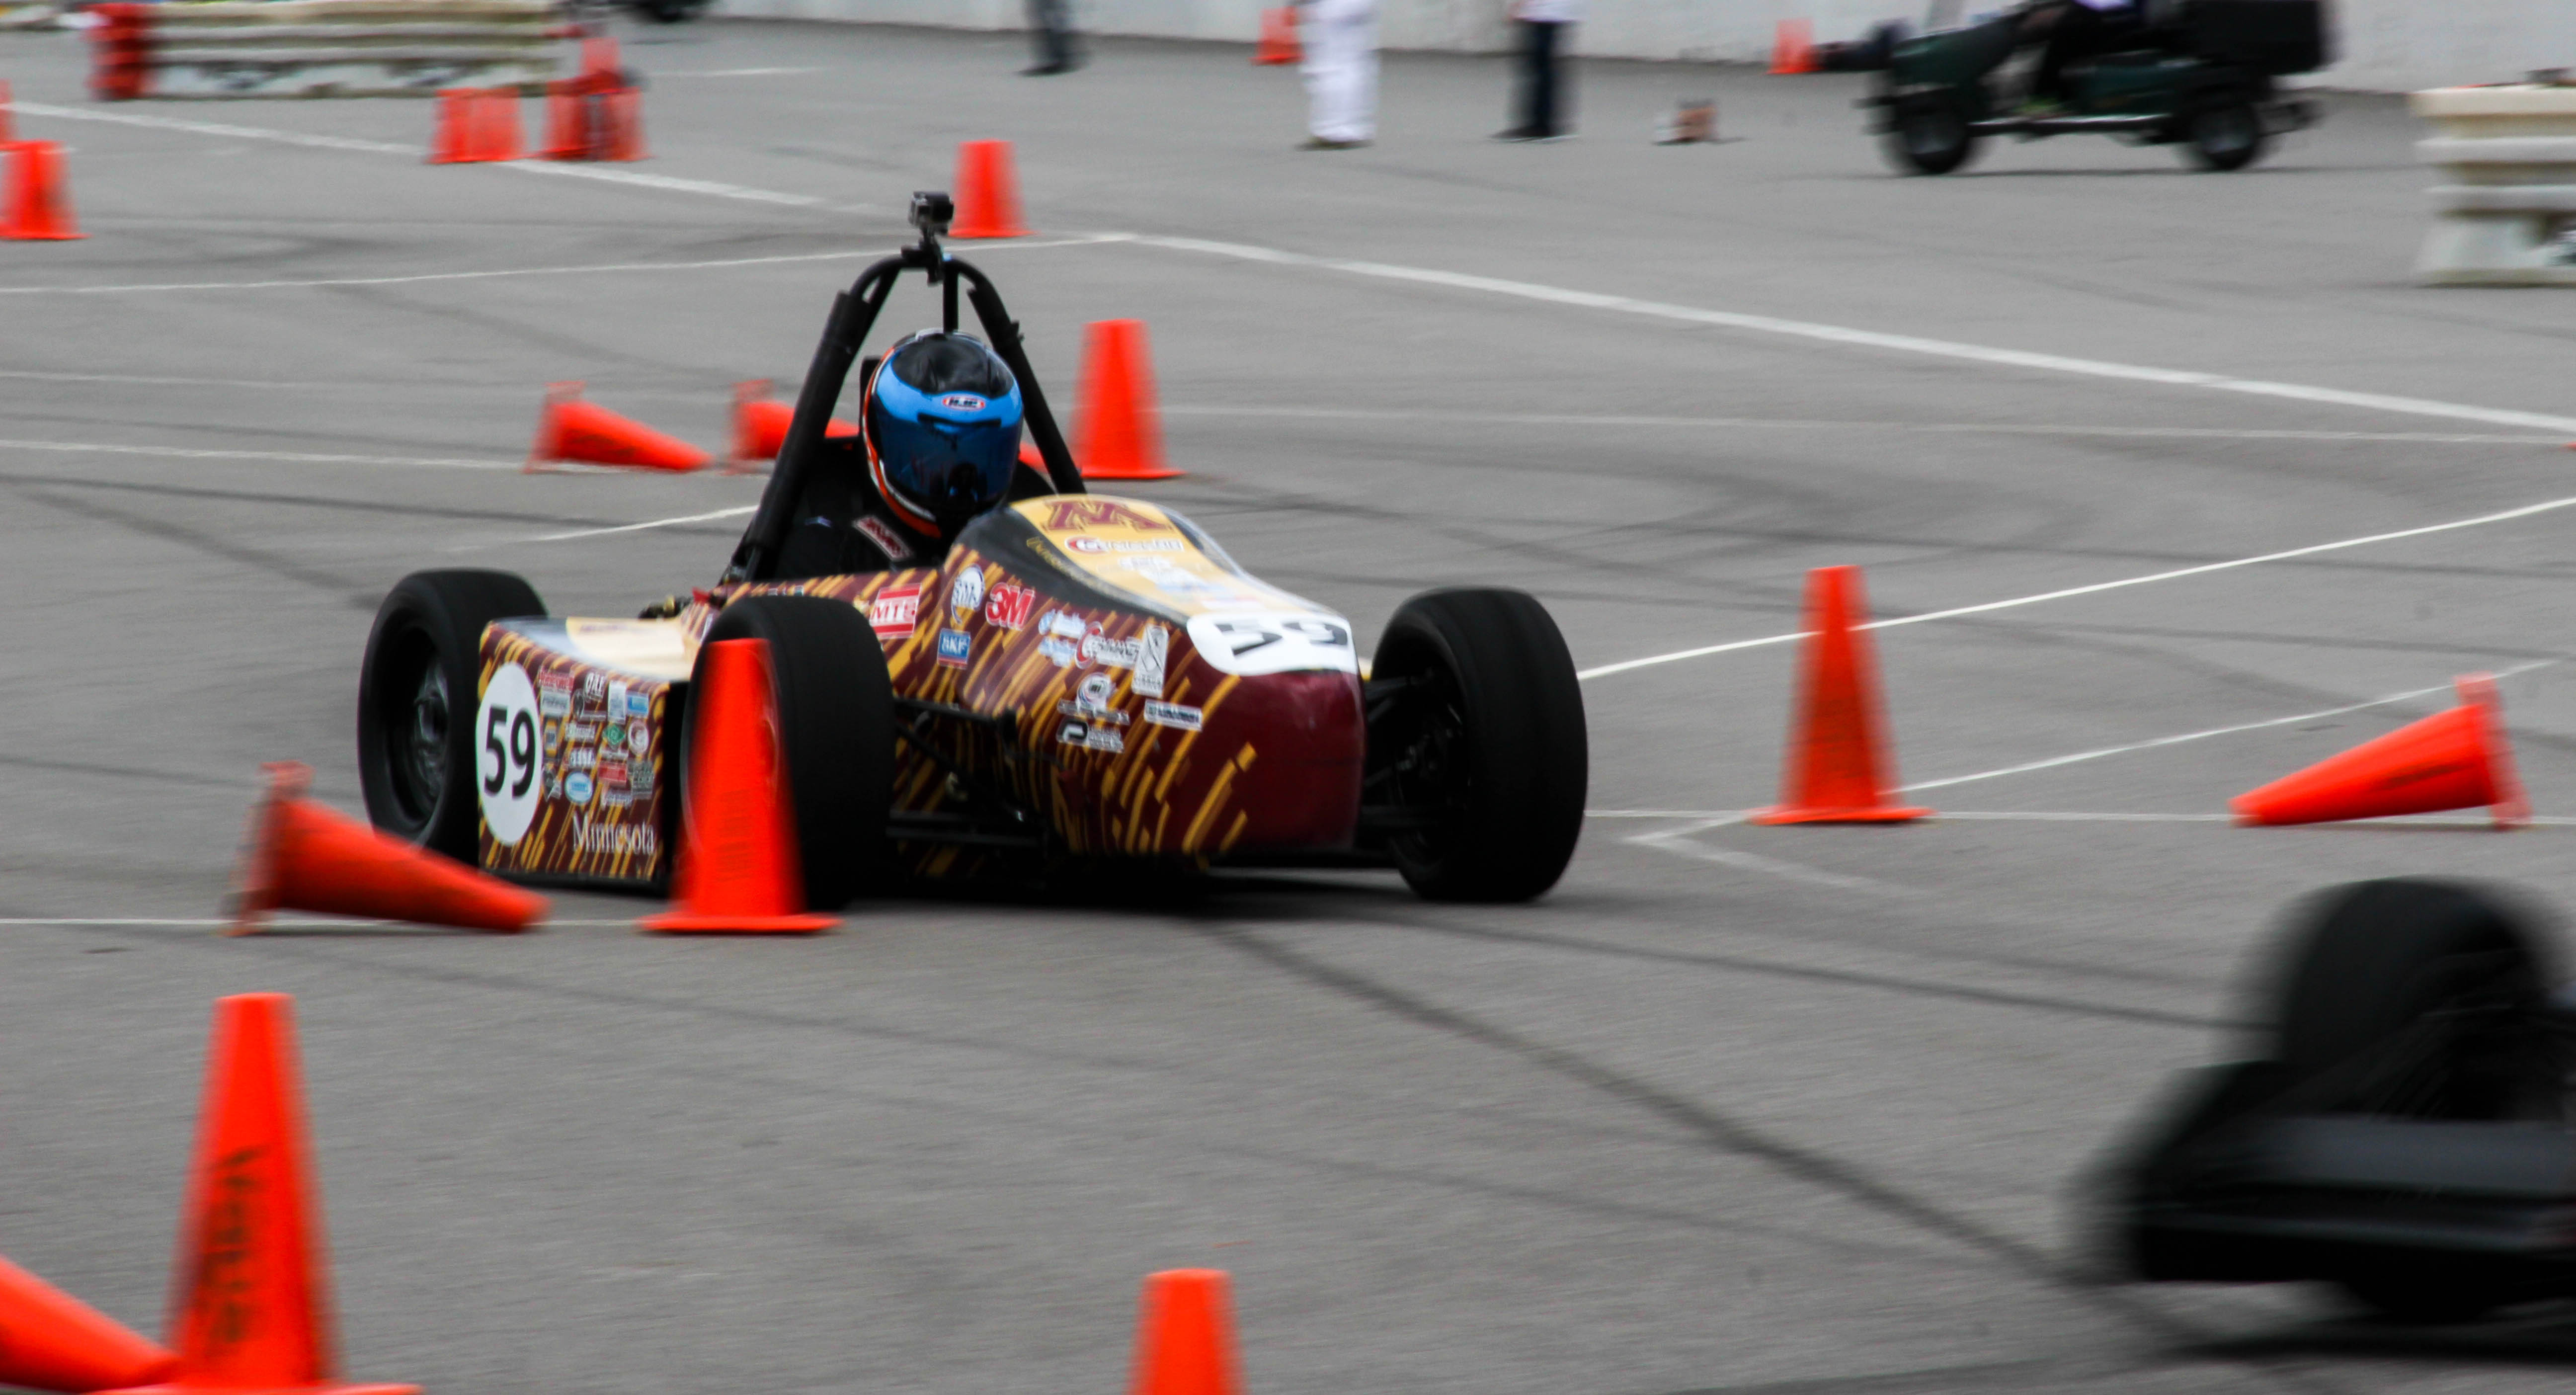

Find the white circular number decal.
[{"left": 477, "top": 663, "right": 543, "bottom": 846}]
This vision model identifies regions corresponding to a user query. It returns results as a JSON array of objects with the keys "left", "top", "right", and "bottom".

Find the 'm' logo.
[{"left": 1044, "top": 500, "right": 1171, "bottom": 532}]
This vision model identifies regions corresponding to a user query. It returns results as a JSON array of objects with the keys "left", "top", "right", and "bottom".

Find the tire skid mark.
[{"left": 7, "top": 483, "right": 382, "bottom": 611}]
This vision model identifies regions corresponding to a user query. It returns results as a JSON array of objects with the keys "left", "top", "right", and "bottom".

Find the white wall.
[{"left": 713, "top": 0, "right": 2576, "bottom": 92}]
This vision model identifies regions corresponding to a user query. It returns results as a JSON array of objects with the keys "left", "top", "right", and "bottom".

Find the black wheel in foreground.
[
  {"left": 2182, "top": 96, "right": 2266, "bottom": 171},
  {"left": 359, "top": 569, "right": 547, "bottom": 861},
  {"left": 1885, "top": 97, "right": 1979, "bottom": 175},
  {"left": 1364, "top": 587, "right": 1586, "bottom": 903},
  {"left": 2264, "top": 878, "right": 2562, "bottom": 1323},
  {"left": 692, "top": 595, "right": 893, "bottom": 911}
]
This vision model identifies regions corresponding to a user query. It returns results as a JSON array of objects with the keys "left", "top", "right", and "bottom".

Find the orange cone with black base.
[
  {"left": 231, "top": 762, "right": 546, "bottom": 934},
  {"left": 641, "top": 639, "right": 836, "bottom": 934},
  {"left": 3, "top": 141, "right": 81, "bottom": 241},
  {"left": 527, "top": 382, "right": 710, "bottom": 473},
  {"left": 950, "top": 139, "right": 1030, "bottom": 239},
  {"left": 1128, "top": 1270, "right": 1240, "bottom": 1395},
  {"left": 1252, "top": 7, "right": 1299, "bottom": 64},
  {"left": 94, "top": 995, "right": 417, "bottom": 1395},
  {"left": 1768, "top": 19, "right": 1816, "bottom": 74},
  {"left": 1074, "top": 319, "right": 1182, "bottom": 481},
  {"left": 1751, "top": 565, "right": 1929, "bottom": 825},
  {"left": 0, "top": 1255, "right": 174, "bottom": 1394},
  {"left": 727, "top": 380, "right": 857, "bottom": 473},
  {"left": 2233, "top": 673, "right": 2528, "bottom": 828}
]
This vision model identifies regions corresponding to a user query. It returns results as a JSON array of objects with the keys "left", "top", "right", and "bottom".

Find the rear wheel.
[
  {"left": 1885, "top": 97, "right": 1979, "bottom": 174},
  {"left": 2182, "top": 96, "right": 2265, "bottom": 171},
  {"left": 1364, "top": 588, "right": 1586, "bottom": 902},
  {"left": 358, "top": 570, "right": 547, "bottom": 861},
  {"left": 693, "top": 595, "right": 892, "bottom": 910}
]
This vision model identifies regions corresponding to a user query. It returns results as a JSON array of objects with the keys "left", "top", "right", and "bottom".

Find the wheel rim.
[
  {"left": 376, "top": 626, "right": 450, "bottom": 829},
  {"left": 1904, "top": 112, "right": 1960, "bottom": 159},
  {"left": 1367, "top": 656, "right": 1471, "bottom": 862},
  {"left": 2197, "top": 107, "right": 2254, "bottom": 156}
]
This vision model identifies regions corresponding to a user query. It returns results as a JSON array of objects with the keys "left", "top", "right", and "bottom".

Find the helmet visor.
[{"left": 874, "top": 411, "right": 1022, "bottom": 516}]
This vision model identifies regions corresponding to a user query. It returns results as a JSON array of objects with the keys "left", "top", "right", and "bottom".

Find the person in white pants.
[{"left": 1300, "top": 0, "right": 1377, "bottom": 149}]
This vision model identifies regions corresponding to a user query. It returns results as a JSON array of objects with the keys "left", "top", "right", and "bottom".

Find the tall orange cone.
[
  {"left": 2233, "top": 674, "right": 2528, "bottom": 828},
  {"left": 1768, "top": 19, "right": 1816, "bottom": 74},
  {"left": 3, "top": 141, "right": 81, "bottom": 241},
  {"left": 641, "top": 639, "right": 836, "bottom": 934},
  {"left": 427, "top": 88, "right": 476, "bottom": 163},
  {"left": 1128, "top": 1270, "right": 1240, "bottom": 1395},
  {"left": 1751, "top": 565, "right": 1930, "bottom": 825},
  {"left": 0, "top": 1255, "right": 174, "bottom": 1395},
  {"left": 1074, "top": 319, "right": 1182, "bottom": 481},
  {"left": 474, "top": 86, "right": 522, "bottom": 162},
  {"left": 1252, "top": 7, "right": 1300, "bottom": 65},
  {"left": 527, "top": 382, "right": 712, "bottom": 473},
  {"left": 950, "top": 139, "right": 1031, "bottom": 239},
  {"left": 727, "top": 380, "right": 857, "bottom": 473},
  {"left": 94, "top": 995, "right": 417, "bottom": 1395},
  {"left": 231, "top": 762, "right": 547, "bottom": 934}
]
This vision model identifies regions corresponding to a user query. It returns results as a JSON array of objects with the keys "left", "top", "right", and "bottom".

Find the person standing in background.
[
  {"left": 1495, "top": 0, "right": 1579, "bottom": 140},
  {"left": 1300, "top": 0, "right": 1377, "bottom": 149},
  {"left": 1023, "top": 0, "right": 1081, "bottom": 75}
]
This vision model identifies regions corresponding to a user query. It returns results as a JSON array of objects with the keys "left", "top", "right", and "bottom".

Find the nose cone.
[{"left": 1210, "top": 669, "right": 1364, "bottom": 851}]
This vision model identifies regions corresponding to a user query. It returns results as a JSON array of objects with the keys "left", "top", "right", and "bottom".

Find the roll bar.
[{"left": 725, "top": 201, "right": 1085, "bottom": 583}]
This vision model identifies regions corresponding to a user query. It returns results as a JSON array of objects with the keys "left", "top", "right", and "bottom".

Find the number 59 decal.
[
  {"left": 477, "top": 663, "right": 544, "bottom": 846},
  {"left": 1186, "top": 612, "right": 1358, "bottom": 676}
]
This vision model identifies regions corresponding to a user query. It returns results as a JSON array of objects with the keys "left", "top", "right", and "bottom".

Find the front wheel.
[
  {"left": 2182, "top": 97, "right": 2266, "bottom": 171},
  {"left": 358, "top": 569, "right": 548, "bottom": 860},
  {"left": 1884, "top": 98, "right": 1979, "bottom": 175},
  {"left": 1364, "top": 588, "right": 1586, "bottom": 902}
]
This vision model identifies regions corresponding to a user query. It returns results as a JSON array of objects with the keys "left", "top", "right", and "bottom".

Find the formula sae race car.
[
  {"left": 355, "top": 193, "right": 1588, "bottom": 907},
  {"left": 2089, "top": 878, "right": 2576, "bottom": 1322}
]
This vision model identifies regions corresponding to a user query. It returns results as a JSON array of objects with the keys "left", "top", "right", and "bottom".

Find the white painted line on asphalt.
[
  {"left": 0, "top": 235, "right": 1124, "bottom": 296},
  {"left": 499, "top": 504, "right": 756, "bottom": 545},
  {"left": 0, "top": 917, "right": 640, "bottom": 926},
  {"left": 656, "top": 66, "right": 829, "bottom": 76},
  {"left": 1127, "top": 234, "right": 2576, "bottom": 436},
  {"left": 1574, "top": 492, "right": 2576, "bottom": 681},
  {"left": 1161, "top": 405, "right": 2559, "bottom": 447},
  {"left": 1624, "top": 814, "right": 1919, "bottom": 896},
  {"left": 0, "top": 438, "right": 515, "bottom": 470},
  {"left": 13, "top": 101, "right": 418, "bottom": 156},
  {"left": 1899, "top": 659, "right": 2561, "bottom": 795},
  {"left": 1594, "top": 810, "right": 2576, "bottom": 826}
]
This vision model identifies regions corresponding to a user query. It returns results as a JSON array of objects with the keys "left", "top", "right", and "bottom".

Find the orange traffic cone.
[
  {"left": 427, "top": 88, "right": 476, "bottom": 163},
  {"left": 1252, "top": 7, "right": 1300, "bottom": 65},
  {"left": 1074, "top": 319, "right": 1182, "bottom": 481},
  {"left": 0, "top": 1254, "right": 174, "bottom": 1395},
  {"left": 1751, "top": 565, "right": 1929, "bottom": 824},
  {"left": 950, "top": 139, "right": 1031, "bottom": 239},
  {"left": 94, "top": 995, "right": 417, "bottom": 1395},
  {"left": 1768, "top": 19, "right": 1816, "bottom": 74},
  {"left": 726, "top": 380, "right": 857, "bottom": 473},
  {"left": 527, "top": 382, "right": 711, "bottom": 473},
  {"left": 3, "top": 141, "right": 81, "bottom": 241},
  {"left": 230, "top": 762, "right": 548, "bottom": 934},
  {"left": 1129, "top": 1270, "right": 1241, "bottom": 1395},
  {"left": 475, "top": 86, "right": 522, "bottom": 161},
  {"left": 2233, "top": 674, "right": 2528, "bottom": 828},
  {"left": 641, "top": 639, "right": 836, "bottom": 933}
]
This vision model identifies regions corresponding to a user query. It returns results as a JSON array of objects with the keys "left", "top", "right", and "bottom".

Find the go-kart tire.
[
  {"left": 692, "top": 595, "right": 892, "bottom": 911},
  {"left": 1885, "top": 99, "right": 1979, "bottom": 175},
  {"left": 358, "top": 569, "right": 547, "bottom": 861},
  {"left": 2338, "top": 1265, "right": 2518, "bottom": 1326},
  {"left": 2182, "top": 97, "right": 2266, "bottom": 171},
  {"left": 1367, "top": 587, "right": 1586, "bottom": 903},
  {"left": 2267, "top": 878, "right": 2558, "bottom": 1119}
]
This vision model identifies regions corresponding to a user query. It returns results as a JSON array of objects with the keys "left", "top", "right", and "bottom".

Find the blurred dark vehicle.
[
  {"left": 1860, "top": 0, "right": 2327, "bottom": 173},
  {"left": 2087, "top": 879, "right": 2576, "bottom": 1323}
]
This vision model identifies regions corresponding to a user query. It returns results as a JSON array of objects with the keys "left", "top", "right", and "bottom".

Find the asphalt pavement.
[{"left": 6, "top": 20, "right": 2576, "bottom": 1395}]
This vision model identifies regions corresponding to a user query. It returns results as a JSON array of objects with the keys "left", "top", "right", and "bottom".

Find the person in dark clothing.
[
  {"left": 1023, "top": 0, "right": 1082, "bottom": 75},
  {"left": 1494, "top": 0, "right": 1580, "bottom": 140},
  {"left": 2023, "top": 0, "right": 2137, "bottom": 108},
  {"left": 773, "top": 331, "right": 1027, "bottom": 578}
]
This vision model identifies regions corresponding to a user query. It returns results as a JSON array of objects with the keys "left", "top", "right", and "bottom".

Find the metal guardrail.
[{"left": 91, "top": 0, "right": 567, "bottom": 100}]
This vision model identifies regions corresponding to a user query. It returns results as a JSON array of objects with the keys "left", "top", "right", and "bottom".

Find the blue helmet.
[{"left": 864, "top": 330, "right": 1026, "bottom": 533}]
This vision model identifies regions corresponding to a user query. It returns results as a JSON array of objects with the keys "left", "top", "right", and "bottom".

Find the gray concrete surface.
[{"left": 6, "top": 23, "right": 2576, "bottom": 1395}]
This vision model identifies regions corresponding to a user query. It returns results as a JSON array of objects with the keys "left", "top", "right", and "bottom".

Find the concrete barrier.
[
  {"left": 2414, "top": 83, "right": 2576, "bottom": 285},
  {"left": 90, "top": 0, "right": 566, "bottom": 100}
]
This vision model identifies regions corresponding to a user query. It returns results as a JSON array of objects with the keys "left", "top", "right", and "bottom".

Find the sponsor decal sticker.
[
  {"left": 565, "top": 770, "right": 595, "bottom": 806},
  {"left": 577, "top": 671, "right": 610, "bottom": 717},
  {"left": 948, "top": 568, "right": 986, "bottom": 626},
  {"left": 538, "top": 674, "right": 572, "bottom": 718},
  {"left": 1078, "top": 623, "right": 1142, "bottom": 670},
  {"left": 603, "top": 723, "right": 627, "bottom": 750},
  {"left": 543, "top": 720, "right": 563, "bottom": 752},
  {"left": 1043, "top": 609, "right": 1087, "bottom": 639},
  {"left": 1066, "top": 536, "right": 1185, "bottom": 555},
  {"left": 630, "top": 760, "right": 654, "bottom": 797},
  {"left": 624, "top": 691, "right": 652, "bottom": 718},
  {"left": 938, "top": 393, "right": 988, "bottom": 412},
  {"left": 936, "top": 628, "right": 971, "bottom": 667},
  {"left": 1057, "top": 720, "right": 1126, "bottom": 754},
  {"left": 572, "top": 817, "right": 657, "bottom": 857},
  {"left": 566, "top": 745, "right": 598, "bottom": 770},
  {"left": 855, "top": 515, "right": 913, "bottom": 563},
  {"left": 476, "top": 663, "right": 544, "bottom": 847},
  {"left": 870, "top": 583, "right": 922, "bottom": 641},
  {"left": 984, "top": 582, "right": 1038, "bottom": 630},
  {"left": 1039, "top": 637, "right": 1077, "bottom": 667},
  {"left": 567, "top": 723, "right": 599, "bottom": 745},
  {"left": 1135, "top": 623, "right": 1168, "bottom": 698},
  {"left": 1186, "top": 612, "right": 1359, "bottom": 676},
  {"left": 628, "top": 724, "right": 649, "bottom": 756},
  {"left": 1143, "top": 700, "right": 1203, "bottom": 732}
]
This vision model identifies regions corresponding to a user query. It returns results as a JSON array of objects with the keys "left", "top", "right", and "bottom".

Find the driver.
[{"left": 773, "top": 329, "right": 1027, "bottom": 577}]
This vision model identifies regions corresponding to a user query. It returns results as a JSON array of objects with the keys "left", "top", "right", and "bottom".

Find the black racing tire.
[
  {"left": 693, "top": 595, "right": 892, "bottom": 911},
  {"left": 358, "top": 569, "right": 547, "bottom": 861},
  {"left": 1885, "top": 98, "right": 1979, "bottom": 175},
  {"left": 1366, "top": 587, "right": 1586, "bottom": 903},
  {"left": 2338, "top": 1265, "right": 2520, "bottom": 1326},
  {"left": 2267, "top": 879, "right": 2558, "bottom": 1120},
  {"left": 633, "top": 0, "right": 706, "bottom": 20},
  {"left": 2182, "top": 96, "right": 2266, "bottom": 171}
]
